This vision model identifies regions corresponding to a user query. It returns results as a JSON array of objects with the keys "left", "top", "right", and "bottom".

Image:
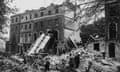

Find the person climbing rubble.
[
  {"left": 69, "top": 53, "right": 74, "bottom": 68},
  {"left": 74, "top": 53, "right": 80, "bottom": 68},
  {"left": 44, "top": 60, "right": 50, "bottom": 72}
]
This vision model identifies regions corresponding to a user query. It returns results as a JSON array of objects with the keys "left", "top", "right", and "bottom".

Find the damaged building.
[
  {"left": 6, "top": 3, "right": 81, "bottom": 55},
  {"left": 86, "top": 0, "right": 120, "bottom": 59}
]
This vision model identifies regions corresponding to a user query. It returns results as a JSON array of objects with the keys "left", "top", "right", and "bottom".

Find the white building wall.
[
  {"left": 87, "top": 40, "right": 106, "bottom": 53},
  {"left": 106, "top": 41, "right": 120, "bottom": 59}
]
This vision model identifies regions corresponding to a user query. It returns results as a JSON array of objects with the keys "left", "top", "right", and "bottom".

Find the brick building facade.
[
  {"left": 6, "top": 3, "right": 78, "bottom": 54},
  {"left": 105, "top": 0, "right": 120, "bottom": 58},
  {"left": 87, "top": 0, "right": 120, "bottom": 59}
]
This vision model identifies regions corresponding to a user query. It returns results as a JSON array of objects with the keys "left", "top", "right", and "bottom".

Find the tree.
[
  {"left": 66, "top": 0, "right": 105, "bottom": 44},
  {"left": 0, "top": 0, "right": 17, "bottom": 40},
  {"left": 80, "top": 18, "right": 105, "bottom": 44}
]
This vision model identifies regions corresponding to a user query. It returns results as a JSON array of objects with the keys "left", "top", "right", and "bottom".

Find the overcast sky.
[{"left": 13, "top": 0, "right": 64, "bottom": 13}]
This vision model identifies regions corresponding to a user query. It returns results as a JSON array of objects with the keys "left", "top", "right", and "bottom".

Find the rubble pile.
[
  {"left": 1, "top": 47, "right": 120, "bottom": 72},
  {"left": 42, "top": 47, "right": 120, "bottom": 72}
]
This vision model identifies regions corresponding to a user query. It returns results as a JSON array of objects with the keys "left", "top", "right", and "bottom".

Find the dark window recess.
[
  {"left": 48, "top": 20, "right": 51, "bottom": 25},
  {"left": 54, "top": 19, "right": 59, "bottom": 24},
  {"left": 11, "top": 18, "right": 14, "bottom": 23},
  {"left": 29, "top": 24, "right": 32, "bottom": 29},
  {"left": 39, "top": 32, "right": 42, "bottom": 35},
  {"left": 48, "top": 30, "right": 58, "bottom": 40},
  {"left": 41, "top": 12, "right": 44, "bottom": 16},
  {"left": 20, "top": 34, "right": 23, "bottom": 37},
  {"left": 34, "top": 13, "right": 38, "bottom": 18},
  {"left": 25, "top": 16, "right": 27, "bottom": 20},
  {"left": 35, "top": 23, "right": 38, "bottom": 28},
  {"left": 55, "top": 8, "right": 59, "bottom": 13},
  {"left": 16, "top": 17, "right": 18, "bottom": 22},
  {"left": 48, "top": 10, "right": 52, "bottom": 15},
  {"left": 94, "top": 43, "right": 100, "bottom": 51},
  {"left": 29, "top": 33, "right": 31, "bottom": 36},
  {"left": 109, "top": 6, "right": 118, "bottom": 17},
  {"left": 34, "top": 33, "right": 37, "bottom": 40},
  {"left": 25, "top": 33, "right": 27, "bottom": 42},
  {"left": 16, "top": 35, "right": 18, "bottom": 43},
  {"left": 109, "top": 43, "right": 115, "bottom": 57},
  {"left": 21, "top": 16, "right": 24, "bottom": 19},
  {"left": 25, "top": 24, "right": 27, "bottom": 30},
  {"left": 30, "top": 14, "right": 32, "bottom": 19},
  {"left": 20, "top": 25, "right": 23, "bottom": 29},
  {"left": 15, "top": 26, "right": 18, "bottom": 30},
  {"left": 109, "top": 23, "right": 116, "bottom": 40},
  {"left": 40, "top": 21, "right": 43, "bottom": 27}
]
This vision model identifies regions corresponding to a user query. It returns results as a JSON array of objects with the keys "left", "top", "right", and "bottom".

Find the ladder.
[
  {"left": 36, "top": 35, "right": 51, "bottom": 53},
  {"left": 27, "top": 33, "right": 45, "bottom": 55}
]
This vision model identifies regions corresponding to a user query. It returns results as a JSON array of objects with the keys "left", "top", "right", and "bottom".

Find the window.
[
  {"left": 109, "top": 23, "right": 117, "bottom": 40},
  {"left": 54, "top": 19, "right": 59, "bottom": 24},
  {"left": 48, "top": 20, "right": 51, "bottom": 25},
  {"left": 47, "top": 30, "right": 58, "bottom": 40},
  {"left": 25, "top": 16, "right": 27, "bottom": 20},
  {"left": 25, "top": 33, "right": 27, "bottom": 43},
  {"left": 34, "top": 33, "right": 37, "bottom": 41},
  {"left": 25, "top": 24, "right": 27, "bottom": 30},
  {"left": 29, "top": 33, "right": 31, "bottom": 37},
  {"left": 41, "top": 12, "right": 44, "bottom": 16},
  {"left": 20, "top": 34, "right": 23, "bottom": 37},
  {"left": 48, "top": 10, "right": 51, "bottom": 15},
  {"left": 30, "top": 14, "right": 32, "bottom": 19},
  {"left": 16, "top": 34, "right": 19, "bottom": 43},
  {"left": 35, "top": 22, "right": 38, "bottom": 28},
  {"left": 34, "top": 13, "right": 38, "bottom": 18},
  {"left": 40, "top": 21, "right": 43, "bottom": 27},
  {"left": 109, "top": 43, "right": 115, "bottom": 57},
  {"left": 94, "top": 43, "right": 100, "bottom": 51},
  {"left": 11, "top": 18, "right": 14, "bottom": 23},
  {"left": 15, "top": 26, "right": 18, "bottom": 30},
  {"left": 15, "top": 17, "right": 18, "bottom": 22},
  {"left": 39, "top": 31, "right": 42, "bottom": 35},
  {"left": 21, "top": 16, "right": 24, "bottom": 19},
  {"left": 20, "top": 24, "right": 23, "bottom": 29},
  {"left": 29, "top": 24, "right": 32, "bottom": 29},
  {"left": 55, "top": 8, "right": 59, "bottom": 13}
]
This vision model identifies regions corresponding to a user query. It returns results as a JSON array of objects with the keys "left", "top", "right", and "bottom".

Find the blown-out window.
[
  {"left": 29, "top": 24, "right": 32, "bottom": 29},
  {"left": 55, "top": 8, "right": 59, "bottom": 13},
  {"left": 48, "top": 10, "right": 51, "bottom": 15},
  {"left": 94, "top": 43, "right": 100, "bottom": 51},
  {"left": 109, "top": 23, "right": 117, "bottom": 40},
  {"left": 41, "top": 12, "right": 44, "bottom": 16},
  {"left": 34, "top": 13, "right": 38, "bottom": 18},
  {"left": 30, "top": 14, "right": 32, "bottom": 19}
]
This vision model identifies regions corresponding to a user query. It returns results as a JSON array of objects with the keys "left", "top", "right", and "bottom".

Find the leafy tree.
[
  {"left": 65, "top": 0, "right": 105, "bottom": 44},
  {"left": 0, "top": 0, "right": 17, "bottom": 40},
  {"left": 80, "top": 18, "right": 105, "bottom": 44}
]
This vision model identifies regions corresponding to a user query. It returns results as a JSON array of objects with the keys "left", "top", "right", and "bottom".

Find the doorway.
[
  {"left": 94, "top": 43, "right": 100, "bottom": 51},
  {"left": 47, "top": 29, "right": 58, "bottom": 40},
  {"left": 34, "top": 33, "right": 37, "bottom": 41},
  {"left": 109, "top": 23, "right": 117, "bottom": 40},
  {"left": 109, "top": 43, "right": 115, "bottom": 57}
]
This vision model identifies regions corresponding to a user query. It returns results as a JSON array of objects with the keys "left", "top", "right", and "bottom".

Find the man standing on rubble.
[
  {"left": 74, "top": 53, "right": 80, "bottom": 68},
  {"left": 69, "top": 53, "right": 74, "bottom": 68},
  {"left": 44, "top": 60, "right": 50, "bottom": 72}
]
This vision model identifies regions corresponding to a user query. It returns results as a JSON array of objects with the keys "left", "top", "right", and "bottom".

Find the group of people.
[
  {"left": 43, "top": 53, "right": 81, "bottom": 72},
  {"left": 44, "top": 60, "right": 50, "bottom": 72},
  {"left": 69, "top": 53, "right": 80, "bottom": 69}
]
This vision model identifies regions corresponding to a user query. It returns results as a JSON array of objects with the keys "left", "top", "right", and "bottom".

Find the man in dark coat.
[
  {"left": 69, "top": 57, "right": 74, "bottom": 68},
  {"left": 74, "top": 54, "right": 80, "bottom": 68},
  {"left": 45, "top": 60, "right": 50, "bottom": 71}
]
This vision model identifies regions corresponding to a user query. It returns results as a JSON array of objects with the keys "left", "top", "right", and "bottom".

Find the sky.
[{"left": 13, "top": 0, "right": 64, "bottom": 13}]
